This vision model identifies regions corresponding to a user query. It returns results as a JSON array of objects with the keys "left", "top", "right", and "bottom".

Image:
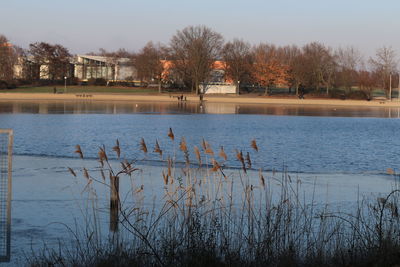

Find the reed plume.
[
  {"left": 180, "top": 137, "right": 188, "bottom": 152},
  {"left": 154, "top": 140, "right": 162, "bottom": 157},
  {"left": 194, "top": 146, "right": 202, "bottom": 166},
  {"left": 211, "top": 159, "right": 221, "bottom": 172},
  {"left": 162, "top": 171, "right": 169, "bottom": 185},
  {"left": 112, "top": 139, "right": 121, "bottom": 159},
  {"left": 98, "top": 146, "right": 107, "bottom": 167},
  {"left": 180, "top": 137, "right": 190, "bottom": 164},
  {"left": 168, "top": 128, "right": 174, "bottom": 141},
  {"left": 259, "top": 169, "right": 265, "bottom": 188},
  {"left": 246, "top": 152, "right": 252, "bottom": 169},
  {"left": 236, "top": 149, "right": 246, "bottom": 173},
  {"left": 251, "top": 139, "right": 258, "bottom": 152},
  {"left": 201, "top": 138, "right": 207, "bottom": 151},
  {"left": 219, "top": 146, "right": 227, "bottom": 161},
  {"left": 140, "top": 138, "right": 148, "bottom": 154},
  {"left": 75, "top": 145, "right": 83, "bottom": 159},
  {"left": 203, "top": 140, "right": 214, "bottom": 156}
]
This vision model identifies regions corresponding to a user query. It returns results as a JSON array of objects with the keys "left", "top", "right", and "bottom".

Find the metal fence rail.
[{"left": 0, "top": 129, "right": 13, "bottom": 262}]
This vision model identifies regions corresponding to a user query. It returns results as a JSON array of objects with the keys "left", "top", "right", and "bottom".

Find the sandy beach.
[{"left": 0, "top": 92, "right": 400, "bottom": 107}]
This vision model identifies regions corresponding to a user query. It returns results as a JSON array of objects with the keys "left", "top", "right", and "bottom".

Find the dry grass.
[{"left": 28, "top": 129, "right": 400, "bottom": 267}]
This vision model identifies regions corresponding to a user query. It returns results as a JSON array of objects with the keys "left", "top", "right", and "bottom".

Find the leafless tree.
[
  {"left": 170, "top": 25, "right": 223, "bottom": 94},
  {"left": 357, "top": 69, "right": 379, "bottom": 100},
  {"left": 369, "top": 46, "right": 398, "bottom": 98},
  {"left": 335, "top": 46, "right": 363, "bottom": 92},
  {"left": 29, "top": 42, "right": 71, "bottom": 81},
  {"left": 301, "top": 42, "right": 336, "bottom": 94},
  {"left": 222, "top": 39, "right": 253, "bottom": 94},
  {"left": 279, "top": 45, "right": 305, "bottom": 95},
  {"left": 0, "top": 35, "right": 17, "bottom": 82},
  {"left": 135, "top": 42, "right": 165, "bottom": 92}
]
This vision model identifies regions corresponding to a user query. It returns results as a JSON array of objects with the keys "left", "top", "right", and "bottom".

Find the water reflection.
[{"left": 0, "top": 100, "right": 399, "bottom": 117}]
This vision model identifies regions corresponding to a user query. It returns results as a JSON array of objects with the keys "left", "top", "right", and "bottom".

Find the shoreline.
[{"left": 1, "top": 92, "right": 400, "bottom": 108}]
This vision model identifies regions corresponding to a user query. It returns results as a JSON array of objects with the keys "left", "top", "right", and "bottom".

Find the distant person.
[{"left": 53, "top": 87, "right": 57, "bottom": 94}]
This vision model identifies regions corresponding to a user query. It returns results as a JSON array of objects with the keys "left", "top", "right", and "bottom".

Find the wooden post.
[{"left": 110, "top": 175, "right": 119, "bottom": 232}]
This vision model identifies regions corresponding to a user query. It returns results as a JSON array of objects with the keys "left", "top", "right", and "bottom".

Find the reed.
[{"left": 28, "top": 129, "right": 400, "bottom": 267}]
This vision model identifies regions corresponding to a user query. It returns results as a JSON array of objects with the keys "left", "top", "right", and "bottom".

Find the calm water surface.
[
  {"left": 2, "top": 100, "right": 400, "bottom": 265},
  {"left": 1, "top": 100, "right": 400, "bottom": 174}
]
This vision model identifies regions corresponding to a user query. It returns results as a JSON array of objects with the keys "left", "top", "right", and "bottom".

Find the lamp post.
[
  {"left": 237, "top": 80, "right": 240, "bottom": 95},
  {"left": 64, "top": 76, "right": 67, "bottom": 93},
  {"left": 389, "top": 72, "right": 392, "bottom": 101},
  {"left": 398, "top": 73, "right": 400, "bottom": 101}
]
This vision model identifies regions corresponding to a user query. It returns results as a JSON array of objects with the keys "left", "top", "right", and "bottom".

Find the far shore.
[{"left": 1, "top": 92, "right": 400, "bottom": 108}]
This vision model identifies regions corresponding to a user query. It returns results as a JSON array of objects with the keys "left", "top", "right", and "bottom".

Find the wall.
[{"left": 200, "top": 84, "right": 236, "bottom": 94}]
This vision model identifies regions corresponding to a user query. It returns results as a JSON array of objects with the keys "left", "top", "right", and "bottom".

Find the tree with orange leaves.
[{"left": 252, "top": 44, "right": 290, "bottom": 95}]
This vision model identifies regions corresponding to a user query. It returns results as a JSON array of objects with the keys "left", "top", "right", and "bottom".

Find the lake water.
[
  {"left": 1, "top": 100, "right": 400, "bottom": 174},
  {"left": 2, "top": 100, "right": 400, "bottom": 265}
]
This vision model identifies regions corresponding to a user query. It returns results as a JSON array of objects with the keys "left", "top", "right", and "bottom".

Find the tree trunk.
[{"left": 264, "top": 86, "right": 268, "bottom": 96}]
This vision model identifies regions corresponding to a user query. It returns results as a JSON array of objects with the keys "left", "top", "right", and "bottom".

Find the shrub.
[
  {"left": 0, "top": 80, "right": 8, "bottom": 89},
  {"left": 346, "top": 90, "right": 368, "bottom": 100},
  {"left": 328, "top": 89, "right": 346, "bottom": 99},
  {"left": 88, "top": 78, "right": 107, "bottom": 86}
]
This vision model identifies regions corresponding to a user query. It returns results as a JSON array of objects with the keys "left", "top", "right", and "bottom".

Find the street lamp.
[
  {"left": 389, "top": 72, "right": 392, "bottom": 101},
  {"left": 398, "top": 73, "right": 400, "bottom": 101},
  {"left": 64, "top": 76, "right": 67, "bottom": 93}
]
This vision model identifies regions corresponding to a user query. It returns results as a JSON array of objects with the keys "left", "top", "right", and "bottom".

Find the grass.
[
  {"left": 0, "top": 86, "right": 160, "bottom": 94},
  {"left": 27, "top": 130, "right": 400, "bottom": 266}
]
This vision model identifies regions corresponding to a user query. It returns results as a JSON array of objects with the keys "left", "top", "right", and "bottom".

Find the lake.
[{"left": 2, "top": 100, "right": 400, "bottom": 265}]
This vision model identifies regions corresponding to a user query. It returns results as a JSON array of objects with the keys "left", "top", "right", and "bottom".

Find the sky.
[{"left": 1, "top": 0, "right": 400, "bottom": 58}]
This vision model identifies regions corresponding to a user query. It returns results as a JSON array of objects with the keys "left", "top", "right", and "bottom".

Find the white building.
[{"left": 73, "top": 55, "right": 137, "bottom": 81}]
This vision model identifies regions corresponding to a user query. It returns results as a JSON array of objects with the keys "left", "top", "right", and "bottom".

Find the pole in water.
[{"left": 110, "top": 175, "right": 119, "bottom": 232}]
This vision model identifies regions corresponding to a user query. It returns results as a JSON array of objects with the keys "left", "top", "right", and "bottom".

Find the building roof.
[{"left": 76, "top": 54, "right": 131, "bottom": 64}]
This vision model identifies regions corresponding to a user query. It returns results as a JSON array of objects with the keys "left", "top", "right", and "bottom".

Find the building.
[{"left": 73, "top": 55, "right": 137, "bottom": 81}]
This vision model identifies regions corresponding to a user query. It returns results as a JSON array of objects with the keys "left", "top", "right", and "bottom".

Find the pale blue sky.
[{"left": 1, "top": 0, "right": 399, "bottom": 57}]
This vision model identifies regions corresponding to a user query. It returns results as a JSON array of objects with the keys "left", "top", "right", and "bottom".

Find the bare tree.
[
  {"left": 369, "top": 46, "right": 398, "bottom": 98},
  {"left": 29, "top": 42, "right": 71, "bottom": 81},
  {"left": 301, "top": 42, "right": 336, "bottom": 94},
  {"left": 222, "top": 39, "right": 253, "bottom": 94},
  {"left": 335, "top": 46, "right": 362, "bottom": 92},
  {"left": 278, "top": 45, "right": 305, "bottom": 95},
  {"left": 170, "top": 25, "right": 223, "bottom": 94},
  {"left": 0, "top": 35, "right": 17, "bottom": 82},
  {"left": 357, "top": 69, "right": 379, "bottom": 100},
  {"left": 135, "top": 42, "right": 165, "bottom": 92}
]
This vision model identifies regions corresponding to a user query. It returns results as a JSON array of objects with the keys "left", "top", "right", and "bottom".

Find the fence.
[{"left": 0, "top": 129, "right": 13, "bottom": 262}]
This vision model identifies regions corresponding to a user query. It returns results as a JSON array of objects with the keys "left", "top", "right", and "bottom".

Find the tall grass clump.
[{"left": 28, "top": 129, "right": 400, "bottom": 267}]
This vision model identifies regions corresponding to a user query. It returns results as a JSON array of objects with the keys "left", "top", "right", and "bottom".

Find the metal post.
[
  {"left": 64, "top": 76, "right": 67, "bottom": 94},
  {"left": 389, "top": 73, "right": 392, "bottom": 101},
  {"left": 398, "top": 73, "right": 400, "bottom": 101}
]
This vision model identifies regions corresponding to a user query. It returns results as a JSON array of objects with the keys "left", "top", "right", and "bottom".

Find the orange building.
[{"left": 160, "top": 59, "right": 232, "bottom": 84}]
